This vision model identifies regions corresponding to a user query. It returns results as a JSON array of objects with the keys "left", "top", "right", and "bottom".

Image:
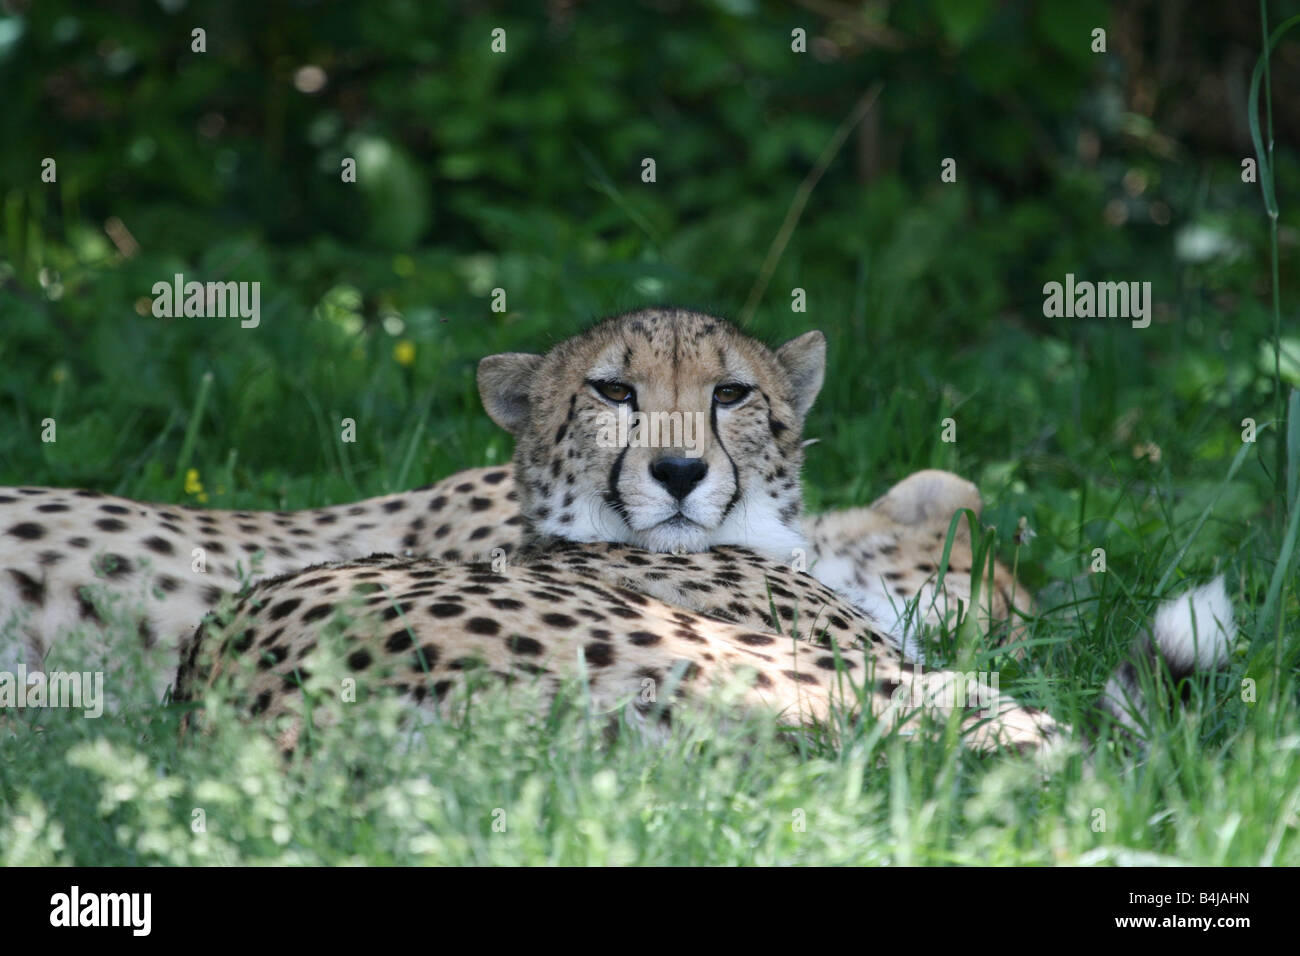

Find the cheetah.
[
  {"left": 2, "top": 308, "right": 1231, "bottom": 744},
  {"left": 169, "top": 308, "right": 1231, "bottom": 750}
]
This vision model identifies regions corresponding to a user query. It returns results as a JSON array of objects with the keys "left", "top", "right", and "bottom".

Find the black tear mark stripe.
[
  {"left": 710, "top": 399, "right": 743, "bottom": 522},
  {"left": 603, "top": 387, "right": 638, "bottom": 523}
]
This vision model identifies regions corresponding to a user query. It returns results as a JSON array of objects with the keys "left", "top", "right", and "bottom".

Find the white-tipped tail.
[
  {"left": 1101, "top": 576, "right": 1236, "bottom": 735},
  {"left": 1150, "top": 576, "right": 1236, "bottom": 677}
]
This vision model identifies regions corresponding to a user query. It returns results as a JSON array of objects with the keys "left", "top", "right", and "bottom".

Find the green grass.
[
  {"left": 3, "top": 592, "right": 1298, "bottom": 865},
  {"left": 2, "top": 2, "right": 1299, "bottom": 864}
]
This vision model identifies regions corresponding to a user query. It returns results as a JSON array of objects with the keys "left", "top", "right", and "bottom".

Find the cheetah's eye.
[
  {"left": 713, "top": 383, "right": 751, "bottom": 406},
  {"left": 592, "top": 380, "right": 634, "bottom": 404}
]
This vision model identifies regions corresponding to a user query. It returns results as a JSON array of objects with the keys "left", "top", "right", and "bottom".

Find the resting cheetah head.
[{"left": 477, "top": 308, "right": 824, "bottom": 560}]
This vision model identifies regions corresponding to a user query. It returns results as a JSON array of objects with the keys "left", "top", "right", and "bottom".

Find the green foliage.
[{"left": 0, "top": 1, "right": 1297, "bottom": 864}]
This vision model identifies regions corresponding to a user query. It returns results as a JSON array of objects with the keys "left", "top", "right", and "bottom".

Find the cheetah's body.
[
  {"left": 175, "top": 545, "right": 1056, "bottom": 754},
  {"left": 0, "top": 468, "right": 517, "bottom": 692},
  {"left": 3, "top": 309, "right": 1053, "bottom": 749}
]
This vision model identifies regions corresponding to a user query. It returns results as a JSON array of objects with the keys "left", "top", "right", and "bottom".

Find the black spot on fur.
[
  {"left": 268, "top": 598, "right": 302, "bottom": 620},
  {"left": 411, "top": 644, "right": 440, "bottom": 671},
  {"left": 92, "top": 553, "right": 132, "bottom": 579},
  {"left": 386, "top": 630, "right": 414, "bottom": 652},
  {"left": 76, "top": 588, "right": 102, "bottom": 623},
  {"left": 8, "top": 569, "right": 44, "bottom": 606},
  {"left": 381, "top": 603, "right": 413, "bottom": 621},
  {"left": 815, "top": 655, "right": 854, "bottom": 670},
  {"left": 507, "top": 635, "right": 544, "bottom": 656},
  {"left": 258, "top": 646, "right": 290, "bottom": 670},
  {"left": 584, "top": 642, "right": 615, "bottom": 666},
  {"left": 143, "top": 536, "right": 175, "bottom": 555}
]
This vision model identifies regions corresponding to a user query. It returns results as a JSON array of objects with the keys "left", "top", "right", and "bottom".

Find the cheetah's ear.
[
  {"left": 775, "top": 330, "right": 826, "bottom": 420},
  {"left": 478, "top": 353, "right": 543, "bottom": 435}
]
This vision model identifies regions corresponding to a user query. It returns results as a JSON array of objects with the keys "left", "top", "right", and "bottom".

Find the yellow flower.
[
  {"left": 394, "top": 340, "right": 416, "bottom": 367},
  {"left": 184, "top": 468, "right": 205, "bottom": 496}
]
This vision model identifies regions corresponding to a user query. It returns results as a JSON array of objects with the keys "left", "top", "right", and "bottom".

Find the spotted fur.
[
  {"left": 0, "top": 469, "right": 517, "bottom": 693},
  {"left": 174, "top": 550, "right": 1058, "bottom": 755}
]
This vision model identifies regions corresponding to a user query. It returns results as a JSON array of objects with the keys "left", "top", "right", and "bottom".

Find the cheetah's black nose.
[{"left": 650, "top": 457, "right": 708, "bottom": 501}]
